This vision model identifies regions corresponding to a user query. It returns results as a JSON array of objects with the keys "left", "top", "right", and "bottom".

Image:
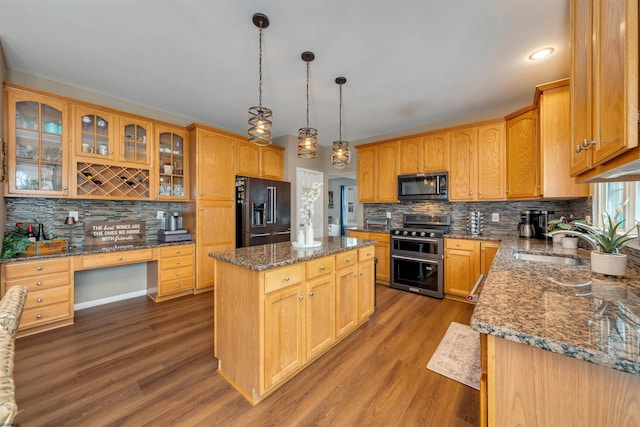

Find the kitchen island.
[
  {"left": 209, "top": 237, "right": 377, "bottom": 405},
  {"left": 471, "top": 237, "right": 640, "bottom": 426}
]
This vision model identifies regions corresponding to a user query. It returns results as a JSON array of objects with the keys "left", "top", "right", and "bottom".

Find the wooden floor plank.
[{"left": 13, "top": 285, "right": 478, "bottom": 426}]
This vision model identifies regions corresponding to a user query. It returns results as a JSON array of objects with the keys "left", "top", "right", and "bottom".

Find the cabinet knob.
[
  {"left": 284, "top": 276, "right": 290, "bottom": 281},
  {"left": 63, "top": 186, "right": 67, "bottom": 190},
  {"left": 118, "top": 256, "right": 123, "bottom": 260},
  {"left": 36, "top": 266, "right": 43, "bottom": 271},
  {"left": 36, "top": 281, "right": 43, "bottom": 286},
  {"left": 309, "top": 291, "right": 315, "bottom": 297},
  {"left": 367, "top": 252, "right": 371, "bottom": 256},
  {"left": 176, "top": 272, "right": 181, "bottom": 276},
  {"left": 360, "top": 271, "right": 364, "bottom": 276},
  {"left": 36, "top": 298, "right": 43, "bottom": 303},
  {"left": 479, "top": 192, "right": 482, "bottom": 195},
  {"left": 346, "top": 258, "right": 351, "bottom": 262},
  {"left": 320, "top": 265, "right": 325, "bottom": 270},
  {"left": 176, "top": 250, "right": 181, "bottom": 254},
  {"left": 469, "top": 192, "right": 473, "bottom": 196},
  {"left": 456, "top": 243, "right": 461, "bottom": 247},
  {"left": 176, "top": 261, "right": 180, "bottom": 265},
  {"left": 36, "top": 314, "right": 43, "bottom": 319},
  {"left": 176, "top": 283, "right": 181, "bottom": 288},
  {"left": 482, "top": 248, "right": 486, "bottom": 251},
  {"left": 298, "top": 295, "right": 304, "bottom": 301}
]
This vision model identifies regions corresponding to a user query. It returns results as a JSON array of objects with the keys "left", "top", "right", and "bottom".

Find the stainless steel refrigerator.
[{"left": 236, "top": 176, "right": 291, "bottom": 247}]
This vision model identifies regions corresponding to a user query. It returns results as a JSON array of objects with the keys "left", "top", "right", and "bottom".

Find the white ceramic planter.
[
  {"left": 561, "top": 236, "right": 579, "bottom": 248},
  {"left": 552, "top": 233, "right": 565, "bottom": 244},
  {"left": 590, "top": 251, "right": 627, "bottom": 276}
]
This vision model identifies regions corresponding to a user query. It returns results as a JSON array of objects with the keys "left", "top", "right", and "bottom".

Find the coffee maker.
[
  {"left": 518, "top": 210, "right": 555, "bottom": 239},
  {"left": 158, "top": 211, "right": 192, "bottom": 242}
]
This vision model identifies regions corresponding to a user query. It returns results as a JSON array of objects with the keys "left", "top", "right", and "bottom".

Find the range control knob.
[
  {"left": 420, "top": 232, "right": 426, "bottom": 237},
  {"left": 411, "top": 231, "right": 417, "bottom": 236},
  {"left": 430, "top": 232, "right": 436, "bottom": 238},
  {"left": 394, "top": 230, "right": 400, "bottom": 235},
  {"left": 402, "top": 230, "right": 409, "bottom": 236}
]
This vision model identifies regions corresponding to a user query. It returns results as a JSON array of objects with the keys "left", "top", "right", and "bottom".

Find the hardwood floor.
[{"left": 13, "top": 285, "right": 477, "bottom": 426}]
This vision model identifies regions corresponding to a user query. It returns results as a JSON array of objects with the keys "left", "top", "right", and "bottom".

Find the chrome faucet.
[{"left": 545, "top": 230, "right": 599, "bottom": 250}]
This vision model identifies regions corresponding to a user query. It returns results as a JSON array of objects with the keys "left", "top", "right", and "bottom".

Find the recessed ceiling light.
[{"left": 528, "top": 47, "right": 554, "bottom": 60}]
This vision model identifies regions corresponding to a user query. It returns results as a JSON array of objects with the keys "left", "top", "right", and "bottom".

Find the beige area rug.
[{"left": 427, "top": 322, "right": 480, "bottom": 390}]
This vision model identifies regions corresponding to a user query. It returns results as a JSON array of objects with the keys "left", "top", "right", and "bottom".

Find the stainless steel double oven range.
[{"left": 390, "top": 214, "right": 451, "bottom": 299}]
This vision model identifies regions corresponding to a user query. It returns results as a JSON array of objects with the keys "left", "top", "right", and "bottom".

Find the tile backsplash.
[{"left": 5, "top": 198, "right": 185, "bottom": 248}]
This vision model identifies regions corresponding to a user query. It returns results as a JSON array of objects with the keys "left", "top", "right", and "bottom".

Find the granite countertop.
[
  {"left": 470, "top": 237, "right": 640, "bottom": 376},
  {"left": 0, "top": 239, "right": 193, "bottom": 264},
  {"left": 209, "top": 236, "right": 377, "bottom": 271}
]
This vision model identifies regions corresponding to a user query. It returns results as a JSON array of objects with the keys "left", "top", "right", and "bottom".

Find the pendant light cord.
[
  {"left": 306, "top": 61, "right": 310, "bottom": 128},
  {"left": 339, "top": 83, "right": 343, "bottom": 141},
  {"left": 258, "top": 27, "right": 263, "bottom": 108}
]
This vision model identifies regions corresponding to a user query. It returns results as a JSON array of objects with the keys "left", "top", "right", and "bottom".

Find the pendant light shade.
[
  {"left": 297, "top": 51, "right": 318, "bottom": 158},
  {"left": 332, "top": 77, "right": 350, "bottom": 169},
  {"left": 248, "top": 13, "right": 272, "bottom": 146}
]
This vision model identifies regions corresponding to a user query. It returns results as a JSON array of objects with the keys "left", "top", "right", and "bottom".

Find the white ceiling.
[{"left": 0, "top": 0, "right": 570, "bottom": 145}]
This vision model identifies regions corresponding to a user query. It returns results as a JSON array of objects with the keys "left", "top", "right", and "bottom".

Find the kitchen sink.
[{"left": 512, "top": 252, "right": 587, "bottom": 266}]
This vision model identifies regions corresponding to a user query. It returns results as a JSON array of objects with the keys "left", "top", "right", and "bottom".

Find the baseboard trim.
[{"left": 74, "top": 290, "right": 148, "bottom": 311}]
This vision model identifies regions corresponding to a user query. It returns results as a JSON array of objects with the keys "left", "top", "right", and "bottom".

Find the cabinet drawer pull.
[
  {"left": 36, "top": 314, "right": 43, "bottom": 319},
  {"left": 36, "top": 266, "right": 43, "bottom": 271},
  {"left": 367, "top": 252, "right": 371, "bottom": 256},
  {"left": 354, "top": 274, "right": 358, "bottom": 278},
  {"left": 176, "top": 250, "right": 181, "bottom": 254},
  {"left": 118, "top": 256, "right": 123, "bottom": 260},
  {"left": 360, "top": 272, "right": 364, "bottom": 276},
  {"left": 36, "top": 298, "right": 43, "bottom": 303},
  {"left": 176, "top": 272, "right": 181, "bottom": 276},
  {"left": 298, "top": 295, "right": 304, "bottom": 301},
  {"left": 346, "top": 258, "right": 351, "bottom": 262},
  {"left": 309, "top": 291, "right": 315, "bottom": 297},
  {"left": 176, "top": 283, "right": 181, "bottom": 288},
  {"left": 284, "top": 276, "right": 290, "bottom": 282},
  {"left": 320, "top": 265, "right": 325, "bottom": 270},
  {"left": 36, "top": 281, "right": 43, "bottom": 286},
  {"left": 176, "top": 261, "right": 180, "bottom": 265}
]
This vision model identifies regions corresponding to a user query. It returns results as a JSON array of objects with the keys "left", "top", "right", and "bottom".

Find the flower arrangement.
[{"left": 300, "top": 181, "right": 323, "bottom": 226}]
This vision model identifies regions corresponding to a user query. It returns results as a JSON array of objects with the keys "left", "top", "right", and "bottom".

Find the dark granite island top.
[
  {"left": 470, "top": 237, "right": 640, "bottom": 376},
  {"left": 209, "top": 236, "right": 377, "bottom": 271}
]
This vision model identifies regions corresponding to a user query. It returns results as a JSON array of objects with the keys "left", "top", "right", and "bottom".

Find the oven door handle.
[
  {"left": 391, "top": 236, "right": 441, "bottom": 243},
  {"left": 391, "top": 254, "right": 439, "bottom": 263}
]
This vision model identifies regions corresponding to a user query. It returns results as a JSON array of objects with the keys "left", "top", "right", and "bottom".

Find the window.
[{"left": 593, "top": 181, "right": 639, "bottom": 234}]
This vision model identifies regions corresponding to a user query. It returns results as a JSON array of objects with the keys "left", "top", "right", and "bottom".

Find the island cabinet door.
[
  {"left": 264, "top": 284, "right": 305, "bottom": 390},
  {"left": 306, "top": 275, "right": 336, "bottom": 360},
  {"left": 335, "top": 265, "right": 358, "bottom": 338},
  {"left": 357, "top": 259, "right": 375, "bottom": 323}
]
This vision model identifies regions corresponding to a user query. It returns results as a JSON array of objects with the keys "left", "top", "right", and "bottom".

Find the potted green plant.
[
  {"left": 546, "top": 217, "right": 580, "bottom": 245},
  {"left": 1, "top": 225, "right": 33, "bottom": 259},
  {"left": 548, "top": 213, "right": 636, "bottom": 276}
]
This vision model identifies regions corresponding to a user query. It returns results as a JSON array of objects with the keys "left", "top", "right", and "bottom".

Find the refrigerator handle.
[
  {"left": 273, "top": 187, "right": 277, "bottom": 223},
  {"left": 267, "top": 186, "right": 275, "bottom": 224}
]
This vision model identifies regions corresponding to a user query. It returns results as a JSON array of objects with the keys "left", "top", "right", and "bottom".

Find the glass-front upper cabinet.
[
  {"left": 156, "top": 125, "right": 188, "bottom": 200},
  {"left": 120, "top": 117, "right": 151, "bottom": 165},
  {"left": 5, "top": 89, "right": 69, "bottom": 196},
  {"left": 73, "top": 106, "right": 114, "bottom": 160}
]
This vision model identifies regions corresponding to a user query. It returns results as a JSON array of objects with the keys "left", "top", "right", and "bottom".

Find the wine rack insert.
[{"left": 76, "top": 162, "right": 150, "bottom": 199}]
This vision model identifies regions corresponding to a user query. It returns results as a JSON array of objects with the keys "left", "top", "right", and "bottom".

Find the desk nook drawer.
[
  {"left": 79, "top": 248, "right": 154, "bottom": 270},
  {"left": 5, "top": 271, "right": 70, "bottom": 292},
  {"left": 159, "top": 245, "right": 194, "bottom": 258},
  {"left": 358, "top": 246, "right": 375, "bottom": 262},
  {"left": 264, "top": 264, "right": 304, "bottom": 294},
  {"left": 159, "top": 277, "right": 194, "bottom": 295},
  {"left": 306, "top": 256, "right": 335, "bottom": 279},
  {"left": 159, "top": 265, "right": 193, "bottom": 282},
  {"left": 20, "top": 303, "right": 71, "bottom": 329},
  {"left": 159, "top": 255, "right": 193, "bottom": 270},
  {"left": 24, "top": 287, "right": 71, "bottom": 310},
  {"left": 3, "top": 258, "right": 71, "bottom": 280},
  {"left": 335, "top": 250, "right": 358, "bottom": 269}
]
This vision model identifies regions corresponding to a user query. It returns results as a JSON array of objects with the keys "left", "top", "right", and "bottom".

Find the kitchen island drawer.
[
  {"left": 306, "top": 256, "right": 335, "bottom": 279},
  {"left": 20, "top": 303, "right": 72, "bottom": 329},
  {"left": 24, "top": 286, "right": 71, "bottom": 310},
  {"left": 3, "top": 257, "right": 71, "bottom": 279},
  {"left": 264, "top": 264, "right": 305, "bottom": 293},
  {"left": 445, "top": 238, "right": 479, "bottom": 251},
  {"left": 335, "top": 250, "right": 358, "bottom": 269},
  {"left": 358, "top": 246, "right": 375, "bottom": 262}
]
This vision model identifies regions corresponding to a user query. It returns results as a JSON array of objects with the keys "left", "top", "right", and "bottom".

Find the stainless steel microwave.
[{"left": 397, "top": 172, "right": 448, "bottom": 201}]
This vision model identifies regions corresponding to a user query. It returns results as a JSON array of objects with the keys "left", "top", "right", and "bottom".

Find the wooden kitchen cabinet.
[
  {"left": 450, "top": 122, "right": 506, "bottom": 201},
  {"left": 335, "top": 254, "right": 358, "bottom": 338},
  {"left": 357, "top": 258, "right": 375, "bottom": 323},
  {"left": 538, "top": 80, "right": 590, "bottom": 198},
  {"left": 4, "top": 88, "right": 70, "bottom": 197},
  {"left": 444, "top": 238, "right": 480, "bottom": 297},
  {"left": 355, "top": 142, "right": 399, "bottom": 203},
  {"left": 1, "top": 257, "right": 74, "bottom": 337},
  {"left": 305, "top": 260, "right": 336, "bottom": 360},
  {"left": 480, "top": 241, "right": 500, "bottom": 275},
  {"left": 570, "top": 0, "right": 639, "bottom": 182},
  {"left": 398, "top": 133, "right": 450, "bottom": 174},
  {"left": 236, "top": 139, "right": 285, "bottom": 180},
  {"left": 147, "top": 244, "right": 195, "bottom": 302},
  {"left": 155, "top": 125, "right": 188, "bottom": 200},
  {"left": 506, "top": 107, "right": 540, "bottom": 199},
  {"left": 347, "top": 230, "right": 390, "bottom": 285},
  {"left": 118, "top": 116, "right": 152, "bottom": 165},
  {"left": 185, "top": 124, "right": 237, "bottom": 293}
]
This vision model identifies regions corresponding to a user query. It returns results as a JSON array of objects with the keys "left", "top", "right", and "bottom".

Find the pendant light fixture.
[
  {"left": 297, "top": 51, "right": 318, "bottom": 158},
  {"left": 248, "top": 13, "right": 272, "bottom": 146},
  {"left": 331, "top": 77, "right": 350, "bottom": 169}
]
